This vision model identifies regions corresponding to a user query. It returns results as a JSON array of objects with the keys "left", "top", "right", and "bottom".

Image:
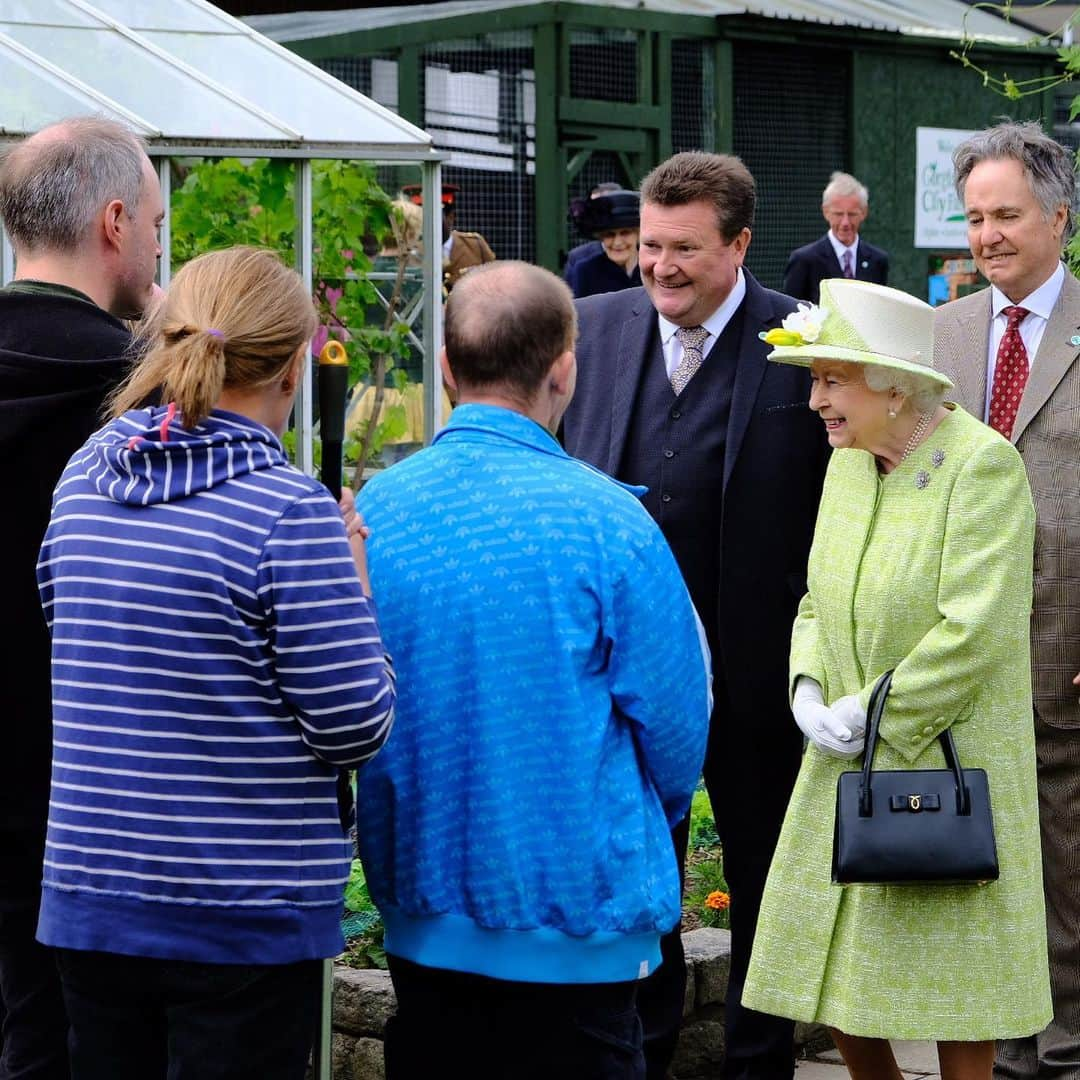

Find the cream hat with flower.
[{"left": 763, "top": 279, "right": 953, "bottom": 390}]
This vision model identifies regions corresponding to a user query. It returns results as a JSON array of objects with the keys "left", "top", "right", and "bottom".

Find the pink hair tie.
[
  {"left": 207, "top": 329, "right": 225, "bottom": 340},
  {"left": 159, "top": 401, "right": 178, "bottom": 442}
]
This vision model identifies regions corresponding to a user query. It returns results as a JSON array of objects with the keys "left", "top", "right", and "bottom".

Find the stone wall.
[{"left": 327, "top": 928, "right": 831, "bottom": 1079}]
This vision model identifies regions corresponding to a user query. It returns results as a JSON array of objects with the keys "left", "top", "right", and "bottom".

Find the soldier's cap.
[{"left": 401, "top": 183, "right": 460, "bottom": 209}]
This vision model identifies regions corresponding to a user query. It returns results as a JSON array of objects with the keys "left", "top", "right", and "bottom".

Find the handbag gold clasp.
[{"left": 908, "top": 794, "right": 922, "bottom": 812}]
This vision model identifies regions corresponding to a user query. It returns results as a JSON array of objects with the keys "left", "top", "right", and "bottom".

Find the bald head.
[
  {"left": 444, "top": 261, "right": 577, "bottom": 401},
  {"left": 0, "top": 116, "right": 148, "bottom": 255}
]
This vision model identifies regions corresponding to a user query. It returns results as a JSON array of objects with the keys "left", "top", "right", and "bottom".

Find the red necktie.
[{"left": 988, "top": 305, "right": 1030, "bottom": 441}]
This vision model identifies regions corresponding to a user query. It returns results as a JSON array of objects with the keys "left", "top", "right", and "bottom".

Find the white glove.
[
  {"left": 791, "top": 677, "right": 865, "bottom": 760},
  {"left": 830, "top": 693, "right": 867, "bottom": 741}
]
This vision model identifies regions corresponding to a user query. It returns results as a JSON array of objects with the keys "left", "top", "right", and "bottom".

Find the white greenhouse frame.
[{"left": 0, "top": 0, "right": 448, "bottom": 470}]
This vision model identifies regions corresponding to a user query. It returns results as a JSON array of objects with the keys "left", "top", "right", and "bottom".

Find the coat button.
[
  {"left": 922, "top": 725, "right": 934, "bottom": 736},
  {"left": 671, "top": 409, "right": 681, "bottom": 419},
  {"left": 661, "top": 494, "right": 672, "bottom": 503},
  {"left": 910, "top": 734, "right": 920, "bottom": 744}
]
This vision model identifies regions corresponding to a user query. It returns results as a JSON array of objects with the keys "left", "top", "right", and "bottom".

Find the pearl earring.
[{"left": 888, "top": 409, "right": 897, "bottom": 419}]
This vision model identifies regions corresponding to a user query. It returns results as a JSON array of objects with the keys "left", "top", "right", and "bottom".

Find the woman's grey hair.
[
  {"left": 952, "top": 120, "right": 1076, "bottom": 239},
  {"left": 864, "top": 365, "right": 946, "bottom": 415},
  {"left": 0, "top": 116, "right": 148, "bottom": 255},
  {"left": 822, "top": 171, "right": 868, "bottom": 209}
]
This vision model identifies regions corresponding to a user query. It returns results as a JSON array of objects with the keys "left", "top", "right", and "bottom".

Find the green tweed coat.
[{"left": 742, "top": 406, "right": 1052, "bottom": 1040}]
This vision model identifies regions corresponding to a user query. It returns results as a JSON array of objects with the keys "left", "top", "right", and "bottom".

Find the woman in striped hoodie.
[{"left": 35, "top": 246, "right": 396, "bottom": 1080}]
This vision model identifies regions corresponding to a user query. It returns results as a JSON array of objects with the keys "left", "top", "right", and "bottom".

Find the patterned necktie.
[
  {"left": 672, "top": 325, "right": 709, "bottom": 395},
  {"left": 988, "top": 305, "right": 1030, "bottom": 441},
  {"left": 842, "top": 249, "right": 854, "bottom": 279}
]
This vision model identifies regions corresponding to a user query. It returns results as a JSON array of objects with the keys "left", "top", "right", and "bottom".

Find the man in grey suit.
[{"left": 934, "top": 119, "right": 1080, "bottom": 1079}]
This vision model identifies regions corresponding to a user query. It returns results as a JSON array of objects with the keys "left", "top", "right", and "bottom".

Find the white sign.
[{"left": 914, "top": 127, "right": 975, "bottom": 249}]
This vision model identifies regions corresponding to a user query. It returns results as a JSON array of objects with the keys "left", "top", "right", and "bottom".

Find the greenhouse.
[{"left": 0, "top": 0, "right": 447, "bottom": 467}]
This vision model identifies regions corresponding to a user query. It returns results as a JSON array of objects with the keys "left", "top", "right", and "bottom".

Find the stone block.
[
  {"left": 350, "top": 1037, "right": 386, "bottom": 1080},
  {"left": 682, "top": 927, "right": 731, "bottom": 1009},
  {"left": 330, "top": 1032, "right": 355, "bottom": 1078},
  {"left": 670, "top": 1005, "right": 725, "bottom": 1080},
  {"left": 795, "top": 1021, "right": 833, "bottom": 1056},
  {"left": 332, "top": 966, "right": 397, "bottom": 1037}
]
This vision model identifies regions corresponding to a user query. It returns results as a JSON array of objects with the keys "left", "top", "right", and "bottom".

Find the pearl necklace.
[{"left": 900, "top": 412, "right": 931, "bottom": 463}]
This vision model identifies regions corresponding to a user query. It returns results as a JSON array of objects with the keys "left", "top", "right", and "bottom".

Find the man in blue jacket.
[{"left": 357, "top": 260, "right": 710, "bottom": 1080}]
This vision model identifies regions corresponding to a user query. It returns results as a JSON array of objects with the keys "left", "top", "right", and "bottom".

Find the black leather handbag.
[{"left": 832, "top": 670, "right": 999, "bottom": 886}]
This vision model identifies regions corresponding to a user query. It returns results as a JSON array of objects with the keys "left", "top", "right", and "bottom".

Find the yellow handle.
[{"left": 319, "top": 340, "right": 348, "bottom": 366}]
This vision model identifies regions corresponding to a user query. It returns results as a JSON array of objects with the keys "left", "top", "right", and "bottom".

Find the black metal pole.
[
  {"left": 317, "top": 340, "right": 349, "bottom": 501},
  {"left": 313, "top": 338, "right": 349, "bottom": 1080}
]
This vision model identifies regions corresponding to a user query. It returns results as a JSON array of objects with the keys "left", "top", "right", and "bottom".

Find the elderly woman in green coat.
[{"left": 742, "top": 279, "right": 1051, "bottom": 1080}]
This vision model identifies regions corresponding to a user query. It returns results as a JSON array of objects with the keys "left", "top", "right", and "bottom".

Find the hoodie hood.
[{"left": 90, "top": 406, "right": 290, "bottom": 506}]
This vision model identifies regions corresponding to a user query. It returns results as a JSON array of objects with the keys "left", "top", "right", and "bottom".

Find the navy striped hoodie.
[{"left": 35, "top": 405, "right": 395, "bottom": 965}]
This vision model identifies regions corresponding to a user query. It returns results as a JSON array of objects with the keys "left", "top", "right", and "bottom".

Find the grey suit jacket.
[{"left": 935, "top": 273, "right": 1080, "bottom": 727}]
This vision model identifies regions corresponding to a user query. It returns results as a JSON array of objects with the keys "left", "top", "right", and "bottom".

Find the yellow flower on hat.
[{"left": 760, "top": 303, "right": 828, "bottom": 347}]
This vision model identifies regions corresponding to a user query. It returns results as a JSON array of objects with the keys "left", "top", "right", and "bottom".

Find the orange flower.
[{"left": 705, "top": 890, "right": 730, "bottom": 911}]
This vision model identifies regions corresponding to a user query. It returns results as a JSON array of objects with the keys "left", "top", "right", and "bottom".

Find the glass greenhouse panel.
[
  {"left": 0, "top": 22, "right": 292, "bottom": 139},
  {"left": 0, "top": 0, "right": 100, "bottom": 26},
  {"left": 140, "top": 31, "right": 421, "bottom": 146},
  {"left": 0, "top": 37, "right": 143, "bottom": 131},
  {"left": 82, "top": 0, "right": 227, "bottom": 33}
]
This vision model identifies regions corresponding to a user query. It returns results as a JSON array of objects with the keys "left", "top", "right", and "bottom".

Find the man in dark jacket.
[
  {"left": 562, "top": 151, "right": 829, "bottom": 1080},
  {"left": 782, "top": 171, "right": 889, "bottom": 303},
  {"left": 0, "top": 114, "right": 163, "bottom": 1080}
]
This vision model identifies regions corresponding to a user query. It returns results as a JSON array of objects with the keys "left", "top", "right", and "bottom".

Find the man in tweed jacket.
[{"left": 934, "top": 120, "right": 1080, "bottom": 1078}]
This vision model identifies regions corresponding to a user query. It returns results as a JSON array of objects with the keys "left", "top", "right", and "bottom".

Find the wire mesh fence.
[
  {"left": 672, "top": 37, "right": 716, "bottom": 155},
  {"left": 733, "top": 41, "right": 850, "bottom": 290},
  {"left": 421, "top": 31, "right": 536, "bottom": 263},
  {"left": 569, "top": 26, "right": 638, "bottom": 103}
]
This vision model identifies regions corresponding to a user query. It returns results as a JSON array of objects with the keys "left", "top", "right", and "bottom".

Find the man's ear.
[
  {"left": 549, "top": 350, "right": 575, "bottom": 397},
  {"left": 439, "top": 347, "right": 458, "bottom": 394},
  {"left": 102, "top": 198, "right": 127, "bottom": 253}
]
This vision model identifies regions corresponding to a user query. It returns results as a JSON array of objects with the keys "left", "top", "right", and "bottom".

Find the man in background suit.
[
  {"left": 783, "top": 171, "right": 888, "bottom": 302},
  {"left": 934, "top": 119, "right": 1080, "bottom": 1080},
  {"left": 561, "top": 151, "right": 830, "bottom": 1080}
]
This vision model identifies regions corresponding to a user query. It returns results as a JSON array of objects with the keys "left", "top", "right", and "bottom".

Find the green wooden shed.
[{"left": 249, "top": 0, "right": 1065, "bottom": 298}]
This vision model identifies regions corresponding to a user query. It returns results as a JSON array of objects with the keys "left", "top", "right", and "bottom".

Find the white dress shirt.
[
  {"left": 657, "top": 269, "right": 747, "bottom": 380},
  {"left": 983, "top": 262, "right": 1064, "bottom": 422}
]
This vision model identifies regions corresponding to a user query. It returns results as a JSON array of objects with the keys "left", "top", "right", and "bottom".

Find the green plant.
[
  {"left": 340, "top": 858, "right": 387, "bottom": 969},
  {"left": 685, "top": 851, "right": 731, "bottom": 930},
  {"left": 951, "top": 3, "right": 1080, "bottom": 273},
  {"left": 169, "top": 157, "right": 414, "bottom": 477},
  {"left": 689, "top": 787, "right": 719, "bottom": 849}
]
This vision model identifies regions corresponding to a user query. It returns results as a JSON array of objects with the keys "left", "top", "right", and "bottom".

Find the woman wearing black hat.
[{"left": 565, "top": 189, "right": 641, "bottom": 299}]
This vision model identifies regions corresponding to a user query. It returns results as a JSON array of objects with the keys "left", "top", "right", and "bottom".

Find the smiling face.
[
  {"left": 639, "top": 200, "right": 749, "bottom": 327},
  {"left": 600, "top": 227, "right": 639, "bottom": 270},
  {"left": 808, "top": 360, "right": 895, "bottom": 451},
  {"left": 823, "top": 194, "right": 866, "bottom": 247},
  {"left": 964, "top": 156, "right": 1067, "bottom": 304}
]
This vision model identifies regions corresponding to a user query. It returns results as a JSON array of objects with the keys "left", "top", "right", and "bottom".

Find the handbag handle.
[{"left": 857, "top": 670, "right": 971, "bottom": 817}]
